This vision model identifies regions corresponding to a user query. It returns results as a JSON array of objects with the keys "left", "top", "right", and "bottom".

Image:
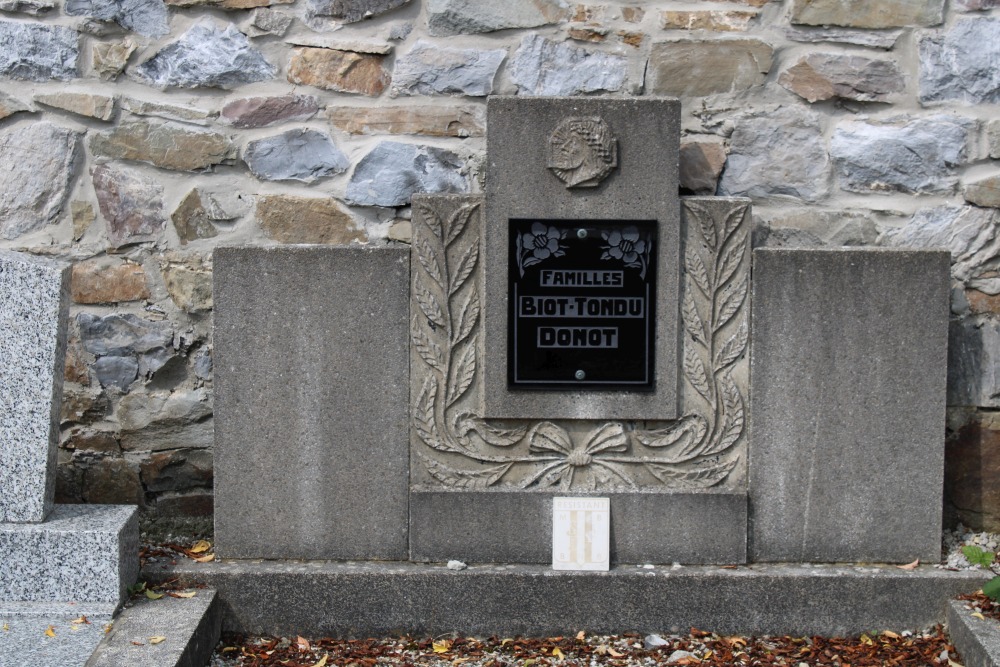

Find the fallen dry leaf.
[
  {"left": 972, "top": 612, "right": 986, "bottom": 620},
  {"left": 103, "top": 624, "right": 113, "bottom": 634},
  {"left": 150, "top": 636, "right": 166, "bottom": 645},
  {"left": 44, "top": 626, "right": 55, "bottom": 638},
  {"left": 297, "top": 636, "right": 311, "bottom": 651},
  {"left": 896, "top": 559, "right": 920, "bottom": 570},
  {"left": 144, "top": 589, "right": 164, "bottom": 600},
  {"left": 169, "top": 591, "right": 197, "bottom": 599},
  {"left": 131, "top": 641, "right": 143, "bottom": 646},
  {"left": 71, "top": 615, "right": 90, "bottom": 625},
  {"left": 609, "top": 648, "right": 625, "bottom": 657},
  {"left": 312, "top": 656, "right": 328, "bottom": 667},
  {"left": 433, "top": 639, "right": 453, "bottom": 653},
  {"left": 189, "top": 540, "right": 211, "bottom": 554},
  {"left": 1, "top": 623, "right": 7, "bottom": 632},
  {"left": 552, "top": 647, "right": 564, "bottom": 660},
  {"left": 882, "top": 630, "right": 900, "bottom": 639},
  {"left": 576, "top": 630, "right": 586, "bottom": 642},
  {"left": 192, "top": 554, "right": 215, "bottom": 563}
]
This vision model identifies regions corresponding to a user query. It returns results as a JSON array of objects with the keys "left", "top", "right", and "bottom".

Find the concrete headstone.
[
  {"left": 214, "top": 246, "right": 410, "bottom": 559},
  {"left": 749, "top": 248, "right": 949, "bottom": 562}
]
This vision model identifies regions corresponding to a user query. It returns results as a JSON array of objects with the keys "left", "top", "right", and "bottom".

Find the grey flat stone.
[
  {"left": 410, "top": 490, "right": 746, "bottom": 565},
  {"left": 920, "top": 18, "right": 1000, "bottom": 105},
  {"left": 243, "top": 129, "right": 349, "bottom": 183},
  {"left": 133, "top": 20, "right": 276, "bottom": 90},
  {"left": 391, "top": 39, "right": 505, "bottom": 97},
  {"left": 86, "top": 590, "right": 220, "bottom": 667},
  {"left": 0, "top": 20, "right": 78, "bottom": 82},
  {"left": 749, "top": 249, "right": 950, "bottom": 563},
  {"left": 0, "top": 602, "right": 116, "bottom": 667},
  {"left": 947, "top": 599, "right": 1000, "bottom": 667},
  {"left": 0, "top": 250, "right": 69, "bottom": 523},
  {"left": 214, "top": 246, "right": 410, "bottom": 560},
  {"left": 509, "top": 35, "right": 628, "bottom": 96},
  {"left": 345, "top": 141, "right": 467, "bottom": 207},
  {"left": 0, "top": 123, "right": 81, "bottom": 241},
  {"left": 64, "top": 0, "right": 168, "bottom": 37},
  {"left": 483, "top": 97, "right": 681, "bottom": 421},
  {"left": 0, "top": 505, "right": 138, "bottom": 604},
  {"left": 830, "top": 115, "right": 973, "bottom": 195},
  {"left": 142, "top": 559, "right": 988, "bottom": 638}
]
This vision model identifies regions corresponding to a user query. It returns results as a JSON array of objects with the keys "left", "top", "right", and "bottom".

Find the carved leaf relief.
[{"left": 410, "top": 196, "right": 750, "bottom": 491}]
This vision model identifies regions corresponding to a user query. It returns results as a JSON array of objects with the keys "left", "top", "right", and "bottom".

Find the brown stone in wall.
[
  {"left": 93, "top": 165, "right": 166, "bottom": 249},
  {"left": 63, "top": 428, "right": 121, "bottom": 454},
  {"left": 71, "top": 201, "right": 95, "bottom": 241},
  {"left": 647, "top": 39, "right": 773, "bottom": 96},
  {"left": 35, "top": 92, "right": 115, "bottom": 121},
  {"left": 83, "top": 457, "right": 144, "bottom": 506},
  {"left": 660, "top": 10, "right": 758, "bottom": 31},
  {"left": 92, "top": 40, "right": 136, "bottom": 81},
  {"left": 140, "top": 448, "right": 213, "bottom": 493},
  {"left": 165, "top": 0, "right": 292, "bottom": 8},
  {"left": 945, "top": 408, "right": 1000, "bottom": 531},
  {"left": 64, "top": 337, "right": 91, "bottom": 385},
  {"left": 91, "top": 119, "right": 236, "bottom": 172},
  {"left": 791, "top": 0, "right": 944, "bottom": 28},
  {"left": 71, "top": 259, "right": 149, "bottom": 304},
  {"left": 617, "top": 30, "right": 645, "bottom": 47},
  {"left": 220, "top": 94, "right": 319, "bottom": 128},
  {"left": 326, "top": 105, "right": 485, "bottom": 137},
  {"left": 172, "top": 190, "right": 219, "bottom": 245},
  {"left": 161, "top": 261, "right": 213, "bottom": 313},
  {"left": 287, "top": 47, "right": 390, "bottom": 96},
  {"left": 568, "top": 26, "right": 608, "bottom": 42},
  {"left": 257, "top": 195, "right": 368, "bottom": 244},
  {"left": 779, "top": 53, "right": 905, "bottom": 103},
  {"left": 964, "top": 175, "right": 1000, "bottom": 209},
  {"left": 967, "top": 289, "right": 1000, "bottom": 316},
  {"left": 680, "top": 140, "right": 726, "bottom": 195},
  {"left": 621, "top": 6, "right": 644, "bottom": 22}
]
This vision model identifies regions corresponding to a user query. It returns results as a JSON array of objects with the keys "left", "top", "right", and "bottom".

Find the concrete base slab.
[
  {"left": 142, "top": 560, "right": 987, "bottom": 638},
  {"left": 0, "top": 602, "right": 115, "bottom": 667},
  {"left": 86, "top": 590, "right": 220, "bottom": 667},
  {"left": 0, "top": 505, "right": 139, "bottom": 604},
  {"left": 410, "top": 490, "right": 747, "bottom": 565},
  {"left": 947, "top": 599, "right": 1000, "bottom": 667}
]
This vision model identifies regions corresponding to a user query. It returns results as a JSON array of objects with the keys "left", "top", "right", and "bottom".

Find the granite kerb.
[{"left": 141, "top": 559, "right": 988, "bottom": 638}]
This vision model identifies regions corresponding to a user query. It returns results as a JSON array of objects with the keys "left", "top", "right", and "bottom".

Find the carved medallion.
[{"left": 547, "top": 117, "right": 618, "bottom": 189}]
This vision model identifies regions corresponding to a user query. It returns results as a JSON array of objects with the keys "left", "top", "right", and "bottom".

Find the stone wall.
[{"left": 0, "top": 0, "right": 998, "bottom": 529}]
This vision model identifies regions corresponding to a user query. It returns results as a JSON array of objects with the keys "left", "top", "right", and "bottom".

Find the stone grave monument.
[
  {"left": 0, "top": 250, "right": 138, "bottom": 667},
  {"left": 204, "top": 95, "right": 971, "bottom": 636}
]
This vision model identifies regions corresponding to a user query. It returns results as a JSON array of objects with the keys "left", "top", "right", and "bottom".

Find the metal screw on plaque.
[
  {"left": 575, "top": 370, "right": 586, "bottom": 380},
  {"left": 576, "top": 228, "right": 588, "bottom": 239}
]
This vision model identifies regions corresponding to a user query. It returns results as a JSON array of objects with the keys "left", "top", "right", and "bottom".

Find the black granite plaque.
[{"left": 508, "top": 219, "right": 657, "bottom": 390}]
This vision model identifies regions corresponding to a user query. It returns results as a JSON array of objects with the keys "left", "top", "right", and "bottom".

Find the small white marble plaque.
[{"left": 552, "top": 497, "right": 610, "bottom": 571}]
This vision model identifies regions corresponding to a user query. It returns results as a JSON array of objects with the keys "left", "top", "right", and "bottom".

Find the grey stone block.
[
  {"left": 749, "top": 249, "right": 950, "bottom": 563},
  {"left": 86, "top": 590, "right": 220, "bottom": 667},
  {"left": 0, "top": 601, "right": 116, "bottom": 667},
  {"left": 483, "top": 96, "right": 682, "bottom": 421},
  {"left": 947, "top": 599, "right": 1000, "bottom": 667},
  {"left": 410, "top": 490, "right": 746, "bottom": 565},
  {"left": 214, "top": 246, "right": 410, "bottom": 560},
  {"left": 145, "top": 559, "right": 988, "bottom": 638},
  {"left": 0, "top": 250, "right": 70, "bottom": 523},
  {"left": 0, "top": 505, "right": 138, "bottom": 604}
]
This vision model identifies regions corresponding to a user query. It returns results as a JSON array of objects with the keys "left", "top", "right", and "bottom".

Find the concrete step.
[
  {"left": 0, "top": 601, "right": 116, "bottom": 667},
  {"left": 143, "top": 559, "right": 989, "bottom": 638},
  {"left": 0, "top": 505, "right": 138, "bottom": 605},
  {"left": 86, "top": 590, "right": 220, "bottom": 667},
  {"left": 947, "top": 599, "right": 1000, "bottom": 667}
]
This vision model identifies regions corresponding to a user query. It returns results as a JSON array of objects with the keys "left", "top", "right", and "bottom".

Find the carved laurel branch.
[{"left": 410, "top": 197, "right": 749, "bottom": 491}]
